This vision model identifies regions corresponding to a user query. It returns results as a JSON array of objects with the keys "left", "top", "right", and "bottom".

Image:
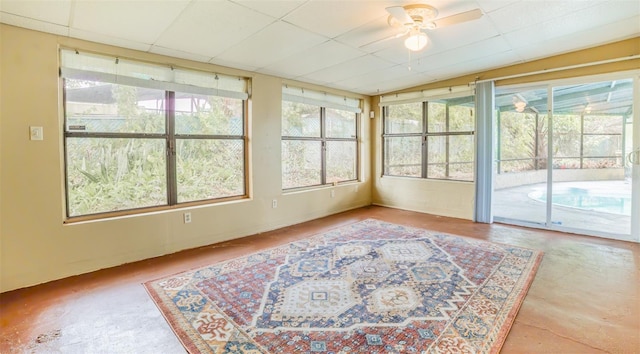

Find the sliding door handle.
[{"left": 628, "top": 149, "right": 640, "bottom": 165}]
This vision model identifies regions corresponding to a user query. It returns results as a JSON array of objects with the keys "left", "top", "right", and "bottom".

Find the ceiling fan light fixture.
[{"left": 404, "top": 30, "right": 428, "bottom": 51}]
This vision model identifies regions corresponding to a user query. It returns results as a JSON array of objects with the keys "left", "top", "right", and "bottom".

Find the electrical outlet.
[
  {"left": 183, "top": 212, "right": 192, "bottom": 223},
  {"left": 354, "top": 185, "right": 359, "bottom": 193},
  {"left": 330, "top": 190, "right": 335, "bottom": 198},
  {"left": 272, "top": 199, "right": 278, "bottom": 208}
]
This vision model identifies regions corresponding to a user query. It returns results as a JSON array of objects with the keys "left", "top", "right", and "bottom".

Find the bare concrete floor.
[{"left": 1, "top": 206, "right": 639, "bottom": 353}]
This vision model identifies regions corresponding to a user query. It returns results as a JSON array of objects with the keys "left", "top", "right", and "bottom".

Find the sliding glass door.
[{"left": 492, "top": 73, "right": 639, "bottom": 242}]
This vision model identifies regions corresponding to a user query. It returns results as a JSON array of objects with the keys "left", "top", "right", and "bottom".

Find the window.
[
  {"left": 382, "top": 92, "right": 475, "bottom": 181},
  {"left": 281, "top": 86, "right": 360, "bottom": 189},
  {"left": 61, "top": 50, "right": 249, "bottom": 218}
]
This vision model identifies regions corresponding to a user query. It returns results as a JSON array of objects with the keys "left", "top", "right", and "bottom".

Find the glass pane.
[
  {"left": 493, "top": 85, "right": 549, "bottom": 225},
  {"left": 448, "top": 100, "right": 474, "bottom": 132},
  {"left": 176, "top": 139, "right": 244, "bottom": 203},
  {"left": 66, "top": 137, "right": 167, "bottom": 216},
  {"left": 583, "top": 135, "right": 622, "bottom": 158},
  {"left": 498, "top": 112, "right": 538, "bottom": 173},
  {"left": 553, "top": 114, "right": 581, "bottom": 158},
  {"left": 584, "top": 115, "right": 623, "bottom": 134},
  {"left": 427, "top": 102, "right": 445, "bottom": 133},
  {"left": 428, "top": 96, "right": 475, "bottom": 133},
  {"left": 449, "top": 135, "right": 474, "bottom": 181},
  {"left": 326, "top": 141, "right": 356, "bottom": 183},
  {"left": 282, "top": 101, "right": 320, "bottom": 137},
  {"left": 282, "top": 140, "right": 321, "bottom": 189},
  {"left": 384, "top": 103, "right": 422, "bottom": 134},
  {"left": 551, "top": 79, "right": 632, "bottom": 236},
  {"left": 427, "top": 136, "right": 446, "bottom": 178},
  {"left": 65, "top": 79, "right": 165, "bottom": 134},
  {"left": 326, "top": 108, "right": 356, "bottom": 138},
  {"left": 384, "top": 136, "right": 421, "bottom": 177},
  {"left": 175, "top": 94, "right": 243, "bottom": 135}
]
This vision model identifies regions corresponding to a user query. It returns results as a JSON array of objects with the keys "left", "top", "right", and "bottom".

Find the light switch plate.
[{"left": 30, "top": 126, "right": 43, "bottom": 141}]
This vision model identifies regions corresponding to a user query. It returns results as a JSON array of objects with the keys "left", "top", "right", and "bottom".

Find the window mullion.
[
  {"left": 320, "top": 107, "right": 327, "bottom": 185},
  {"left": 422, "top": 101, "right": 428, "bottom": 178},
  {"left": 166, "top": 91, "right": 177, "bottom": 206},
  {"left": 445, "top": 102, "right": 450, "bottom": 179}
]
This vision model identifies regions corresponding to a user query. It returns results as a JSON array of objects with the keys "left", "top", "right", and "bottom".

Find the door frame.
[{"left": 490, "top": 70, "right": 639, "bottom": 242}]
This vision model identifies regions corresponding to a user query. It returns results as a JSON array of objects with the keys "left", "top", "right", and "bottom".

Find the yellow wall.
[
  {"left": 371, "top": 36, "right": 640, "bottom": 220},
  {"left": 0, "top": 24, "right": 372, "bottom": 292}
]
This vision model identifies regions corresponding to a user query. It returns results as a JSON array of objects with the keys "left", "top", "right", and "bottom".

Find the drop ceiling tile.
[
  {"left": 429, "top": 50, "right": 522, "bottom": 81},
  {"left": 303, "top": 54, "right": 395, "bottom": 84},
  {"left": 149, "top": 45, "right": 213, "bottom": 64},
  {"left": 372, "top": 39, "right": 422, "bottom": 65},
  {"left": 233, "top": 0, "right": 306, "bottom": 18},
  {"left": 260, "top": 40, "right": 365, "bottom": 78},
  {"left": 283, "top": 0, "right": 388, "bottom": 38},
  {"left": 69, "top": 28, "right": 151, "bottom": 52},
  {"left": 504, "top": 1, "right": 640, "bottom": 49},
  {"left": 371, "top": 72, "right": 439, "bottom": 95},
  {"left": 335, "top": 64, "right": 416, "bottom": 93},
  {"left": 335, "top": 15, "right": 401, "bottom": 53},
  {"left": 0, "top": 0, "right": 71, "bottom": 25},
  {"left": 72, "top": 0, "right": 190, "bottom": 44},
  {"left": 0, "top": 12, "right": 69, "bottom": 36},
  {"left": 155, "top": 0, "right": 276, "bottom": 58},
  {"left": 487, "top": 0, "right": 605, "bottom": 34},
  {"left": 429, "top": 0, "right": 484, "bottom": 20},
  {"left": 423, "top": 17, "right": 502, "bottom": 56},
  {"left": 476, "top": 0, "right": 522, "bottom": 13},
  {"left": 214, "top": 20, "right": 327, "bottom": 69},
  {"left": 209, "top": 57, "right": 259, "bottom": 73},
  {"left": 410, "top": 35, "right": 512, "bottom": 74},
  {"left": 514, "top": 15, "right": 640, "bottom": 61}
]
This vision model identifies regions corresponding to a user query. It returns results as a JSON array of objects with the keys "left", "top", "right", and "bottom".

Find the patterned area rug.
[{"left": 145, "top": 219, "right": 543, "bottom": 353}]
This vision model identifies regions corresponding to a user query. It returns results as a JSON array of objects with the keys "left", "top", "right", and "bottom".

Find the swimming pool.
[{"left": 528, "top": 187, "right": 631, "bottom": 216}]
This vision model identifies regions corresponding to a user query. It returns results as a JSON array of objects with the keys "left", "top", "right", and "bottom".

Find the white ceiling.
[{"left": 1, "top": 0, "right": 639, "bottom": 95}]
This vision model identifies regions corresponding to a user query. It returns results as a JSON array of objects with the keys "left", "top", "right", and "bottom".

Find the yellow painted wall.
[
  {"left": 371, "top": 36, "right": 640, "bottom": 220},
  {"left": 0, "top": 24, "right": 372, "bottom": 292}
]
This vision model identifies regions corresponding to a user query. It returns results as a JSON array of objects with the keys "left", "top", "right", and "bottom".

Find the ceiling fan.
[{"left": 381, "top": 4, "right": 483, "bottom": 51}]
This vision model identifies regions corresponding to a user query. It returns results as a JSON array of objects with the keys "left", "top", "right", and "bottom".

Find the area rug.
[{"left": 144, "top": 219, "right": 543, "bottom": 353}]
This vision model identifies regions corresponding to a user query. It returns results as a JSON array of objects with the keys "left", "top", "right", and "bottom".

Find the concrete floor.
[{"left": 1, "top": 206, "right": 638, "bottom": 353}]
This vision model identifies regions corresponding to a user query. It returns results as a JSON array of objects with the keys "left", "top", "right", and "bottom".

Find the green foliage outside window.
[
  {"left": 282, "top": 101, "right": 357, "bottom": 189},
  {"left": 383, "top": 97, "right": 475, "bottom": 181},
  {"left": 65, "top": 80, "right": 245, "bottom": 217}
]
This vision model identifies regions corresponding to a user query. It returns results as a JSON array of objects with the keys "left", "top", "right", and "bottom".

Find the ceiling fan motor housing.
[{"left": 404, "top": 4, "right": 439, "bottom": 28}]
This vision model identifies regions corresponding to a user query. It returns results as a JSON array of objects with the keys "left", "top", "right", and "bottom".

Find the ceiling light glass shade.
[
  {"left": 514, "top": 101, "right": 526, "bottom": 112},
  {"left": 404, "top": 31, "right": 428, "bottom": 51}
]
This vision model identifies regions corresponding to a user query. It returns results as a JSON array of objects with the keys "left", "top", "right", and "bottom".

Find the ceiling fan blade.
[
  {"left": 432, "top": 8, "right": 483, "bottom": 28},
  {"left": 386, "top": 6, "right": 415, "bottom": 26}
]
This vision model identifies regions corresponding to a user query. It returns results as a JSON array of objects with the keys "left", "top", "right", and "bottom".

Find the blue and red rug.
[{"left": 145, "top": 219, "right": 542, "bottom": 353}]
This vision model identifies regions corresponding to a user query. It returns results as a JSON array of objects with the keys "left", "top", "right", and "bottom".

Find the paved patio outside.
[{"left": 494, "top": 180, "right": 635, "bottom": 242}]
